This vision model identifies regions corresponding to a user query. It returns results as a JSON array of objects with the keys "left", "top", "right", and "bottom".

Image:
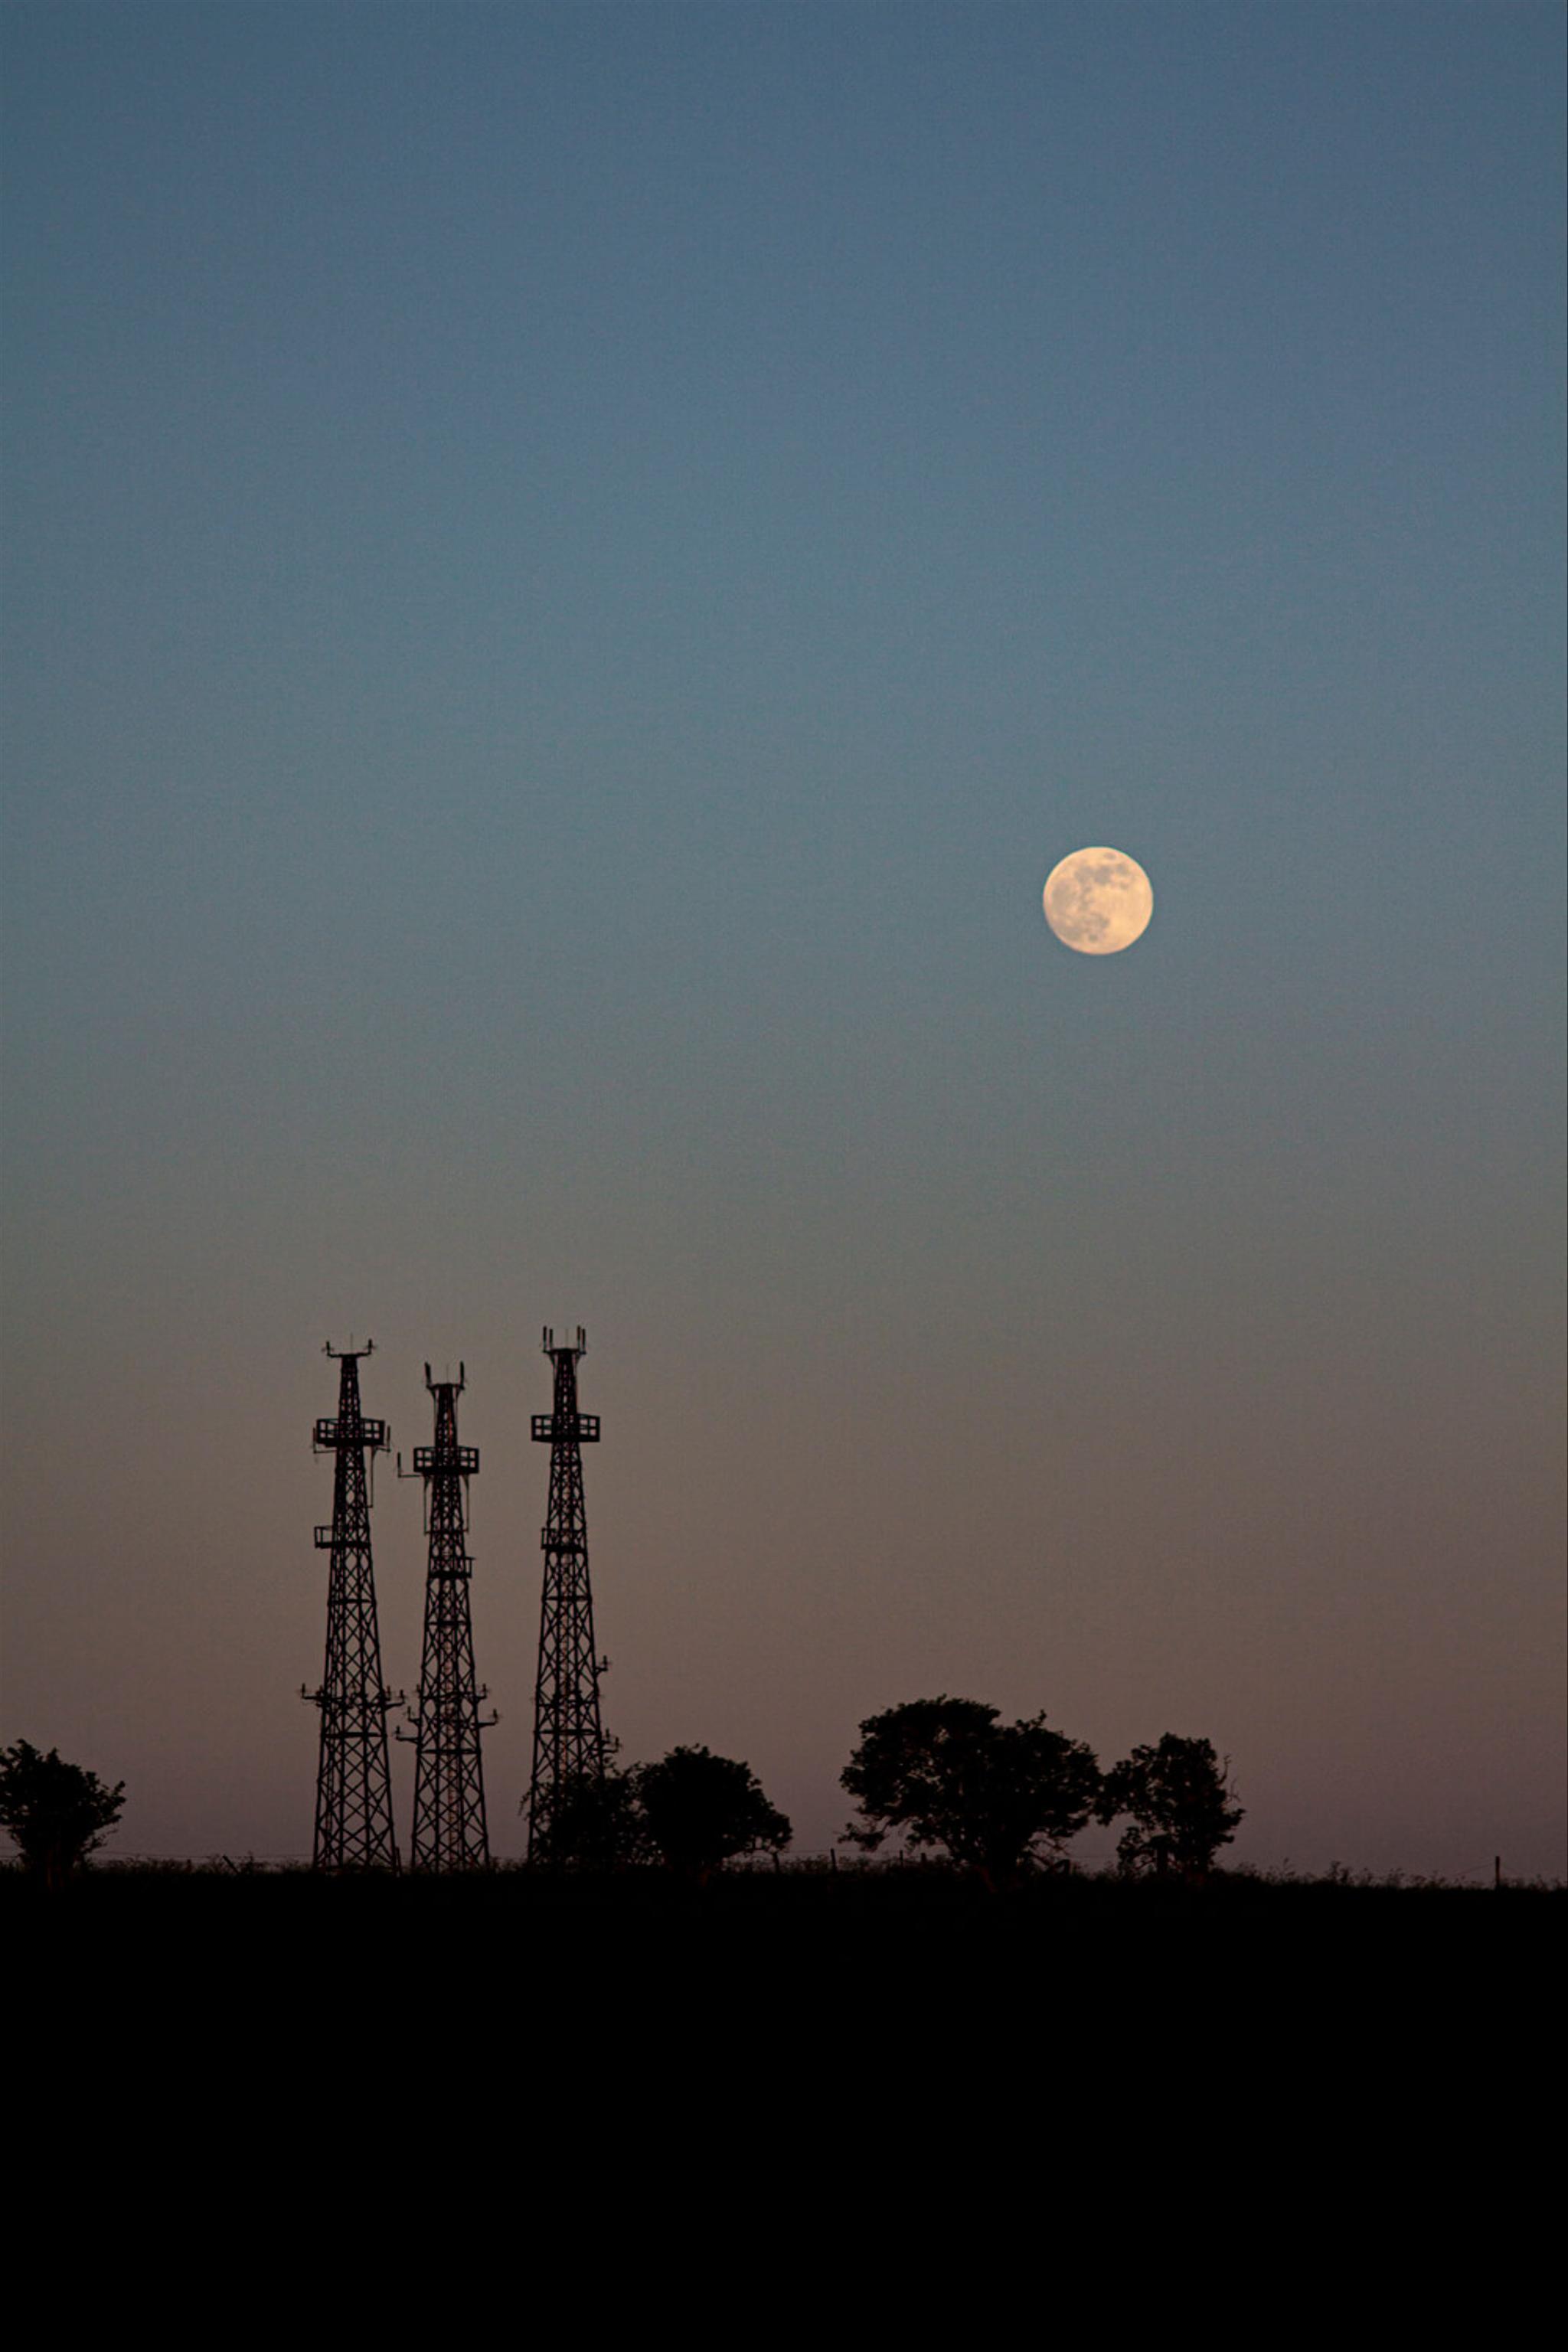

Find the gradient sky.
[{"left": 3, "top": 2, "right": 1563, "bottom": 1877}]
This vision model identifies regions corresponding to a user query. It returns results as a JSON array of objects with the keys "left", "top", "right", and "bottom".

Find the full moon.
[{"left": 1043, "top": 846, "right": 1154, "bottom": 955}]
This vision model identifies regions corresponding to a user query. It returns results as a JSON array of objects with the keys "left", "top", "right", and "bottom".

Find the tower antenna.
[
  {"left": 303, "top": 1342, "right": 401, "bottom": 1870},
  {"left": 525, "top": 1325, "right": 609, "bottom": 1855},
  {"left": 396, "top": 1364, "right": 495, "bottom": 1870}
]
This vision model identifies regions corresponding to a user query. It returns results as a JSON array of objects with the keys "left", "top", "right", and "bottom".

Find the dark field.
[
  {"left": 14, "top": 1861, "right": 1560, "bottom": 2200},
  {"left": 14, "top": 1860, "right": 1559, "bottom": 2023}
]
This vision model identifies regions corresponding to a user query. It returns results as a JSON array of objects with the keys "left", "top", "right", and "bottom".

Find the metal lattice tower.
[
  {"left": 395, "top": 1367, "right": 495, "bottom": 1872},
  {"left": 303, "top": 1342, "right": 401, "bottom": 1871},
  {"left": 525, "top": 1326, "right": 609, "bottom": 1855}
]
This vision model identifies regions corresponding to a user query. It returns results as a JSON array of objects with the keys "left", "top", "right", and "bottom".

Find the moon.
[{"left": 1043, "top": 846, "right": 1154, "bottom": 955}]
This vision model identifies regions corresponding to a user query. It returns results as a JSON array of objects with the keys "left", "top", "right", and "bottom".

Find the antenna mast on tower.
[
  {"left": 303, "top": 1342, "right": 400, "bottom": 1870},
  {"left": 525, "top": 1326, "right": 609, "bottom": 1856},
  {"left": 396, "top": 1366, "right": 495, "bottom": 1871}
]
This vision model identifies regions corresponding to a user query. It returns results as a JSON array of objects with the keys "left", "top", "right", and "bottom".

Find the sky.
[{"left": 2, "top": 1, "right": 1563, "bottom": 1877}]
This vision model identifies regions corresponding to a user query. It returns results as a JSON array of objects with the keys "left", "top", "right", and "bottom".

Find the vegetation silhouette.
[
  {"left": 632, "top": 1747, "right": 791, "bottom": 1886},
  {"left": 1097, "top": 1734, "right": 1245, "bottom": 1882},
  {"left": 841, "top": 1696, "right": 1099, "bottom": 1892},
  {"left": 530, "top": 1763, "right": 647, "bottom": 1870},
  {"left": 530, "top": 1746, "right": 791, "bottom": 1886},
  {"left": 0, "top": 1740, "right": 126, "bottom": 1889}
]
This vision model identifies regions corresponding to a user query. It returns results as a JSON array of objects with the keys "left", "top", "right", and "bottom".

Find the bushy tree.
[
  {"left": 841, "top": 1697, "right": 1100, "bottom": 1891},
  {"left": 530, "top": 1765, "right": 649, "bottom": 1869},
  {"left": 1096, "top": 1734, "right": 1243, "bottom": 1881},
  {"left": 632, "top": 1746, "right": 791, "bottom": 1886},
  {"left": 0, "top": 1741, "right": 125, "bottom": 1888}
]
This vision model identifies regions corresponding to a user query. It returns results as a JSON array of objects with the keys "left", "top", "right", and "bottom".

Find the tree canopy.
[
  {"left": 0, "top": 1741, "right": 126, "bottom": 1887},
  {"left": 841, "top": 1697, "right": 1100, "bottom": 1890},
  {"left": 528, "top": 1747, "right": 791, "bottom": 1882},
  {"left": 1096, "top": 1734, "right": 1244, "bottom": 1880},
  {"left": 530, "top": 1765, "right": 649, "bottom": 1869},
  {"left": 632, "top": 1746, "right": 791, "bottom": 1885}
]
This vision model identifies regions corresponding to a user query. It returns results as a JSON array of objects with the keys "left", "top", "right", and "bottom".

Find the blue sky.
[{"left": 3, "top": 2, "right": 1563, "bottom": 1872}]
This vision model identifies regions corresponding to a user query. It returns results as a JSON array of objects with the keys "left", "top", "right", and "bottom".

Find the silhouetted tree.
[
  {"left": 632, "top": 1746, "right": 791, "bottom": 1886},
  {"left": 530, "top": 1765, "right": 649, "bottom": 1869},
  {"left": 1096, "top": 1734, "right": 1243, "bottom": 1881},
  {"left": 0, "top": 1741, "right": 125, "bottom": 1889},
  {"left": 841, "top": 1697, "right": 1100, "bottom": 1891}
]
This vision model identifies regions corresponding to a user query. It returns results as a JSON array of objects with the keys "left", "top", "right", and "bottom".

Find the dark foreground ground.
[
  {"left": 13, "top": 1857, "right": 1560, "bottom": 2032},
  {"left": 12, "top": 1861, "right": 1560, "bottom": 2258}
]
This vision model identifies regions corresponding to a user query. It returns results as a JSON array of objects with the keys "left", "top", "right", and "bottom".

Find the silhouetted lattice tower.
[
  {"left": 303, "top": 1342, "right": 401, "bottom": 1871},
  {"left": 526, "top": 1326, "right": 609, "bottom": 1854},
  {"left": 395, "top": 1367, "right": 495, "bottom": 1871}
]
